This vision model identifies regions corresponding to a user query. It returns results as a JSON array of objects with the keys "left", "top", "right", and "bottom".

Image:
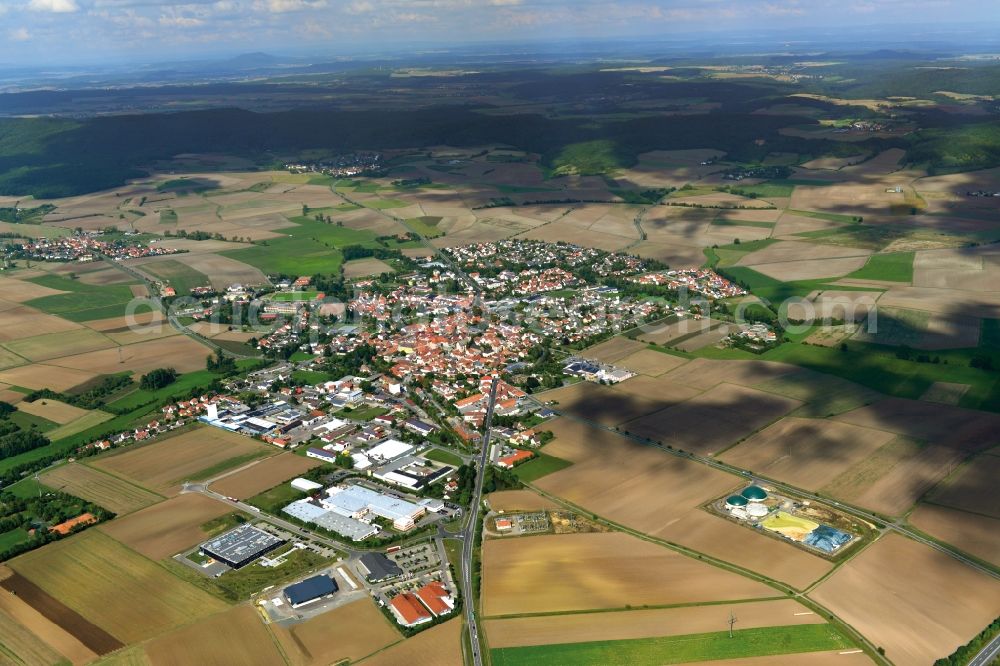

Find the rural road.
[
  {"left": 969, "top": 633, "right": 1000, "bottom": 666},
  {"left": 461, "top": 377, "right": 499, "bottom": 666}
]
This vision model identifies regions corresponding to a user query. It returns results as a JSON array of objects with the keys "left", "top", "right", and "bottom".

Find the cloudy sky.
[{"left": 1, "top": 0, "right": 997, "bottom": 66}]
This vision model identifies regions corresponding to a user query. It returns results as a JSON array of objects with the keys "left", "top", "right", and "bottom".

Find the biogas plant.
[{"left": 710, "top": 485, "right": 874, "bottom": 559}]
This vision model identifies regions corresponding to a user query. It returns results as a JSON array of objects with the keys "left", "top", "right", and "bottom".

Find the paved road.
[
  {"left": 461, "top": 377, "right": 499, "bottom": 666},
  {"left": 970, "top": 633, "right": 1000, "bottom": 666}
]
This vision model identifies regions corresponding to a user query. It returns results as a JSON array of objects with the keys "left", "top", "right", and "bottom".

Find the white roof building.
[
  {"left": 322, "top": 485, "right": 426, "bottom": 531},
  {"left": 367, "top": 439, "right": 413, "bottom": 462}
]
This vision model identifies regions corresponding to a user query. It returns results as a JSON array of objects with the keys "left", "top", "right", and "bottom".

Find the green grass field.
[
  {"left": 515, "top": 453, "right": 572, "bottom": 483},
  {"left": 140, "top": 260, "right": 211, "bottom": 295},
  {"left": 405, "top": 216, "right": 444, "bottom": 238},
  {"left": 220, "top": 216, "right": 379, "bottom": 275},
  {"left": 0, "top": 527, "right": 31, "bottom": 550},
  {"left": 246, "top": 483, "right": 307, "bottom": 515},
  {"left": 365, "top": 198, "right": 408, "bottom": 210},
  {"left": 25, "top": 273, "right": 143, "bottom": 322},
  {"left": 550, "top": 140, "right": 625, "bottom": 176},
  {"left": 846, "top": 252, "right": 915, "bottom": 282},
  {"left": 8, "top": 409, "right": 58, "bottom": 433},
  {"left": 423, "top": 447, "right": 464, "bottom": 466},
  {"left": 491, "top": 624, "right": 854, "bottom": 666},
  {"left": 270, "top": 290, "right": 321, "bottom": 302}
]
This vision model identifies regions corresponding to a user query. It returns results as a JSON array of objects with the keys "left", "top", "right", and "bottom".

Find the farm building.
[
  {"left": 359, "top": 552, "right": 403, "bottom": 582},
  {"left": 199, "top": 524, "right": 285, "bottom": 569},
  {"left": 284, "top": 575, "right": 338, "bottom": 608},
  {"left": 389, "top": 593, "right": 432, "bottom": 627},
  {"left": 306, "top": 447, "right": 338, "bottom": 464}
]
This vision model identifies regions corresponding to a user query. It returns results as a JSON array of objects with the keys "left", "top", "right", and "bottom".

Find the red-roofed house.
[
  {"left": 498, "top": 449, "right": 534, "bottom": 469},
  {"left": 389, "top": 593, "right": 432, "bottom": 627},
  {"left": 415, "top": 581, "right": 455, "bottom": 617}
]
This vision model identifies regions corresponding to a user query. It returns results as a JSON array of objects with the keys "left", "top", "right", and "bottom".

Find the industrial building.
[
  {"left": 284, "top": 575, "right": 338, "bottom": 608},
  {"left": 372, "top": 456, "right": 453, "bottom": 490},
  {"left": 283, "top": 499, "right": 379, "bottom": 542},
  {"left": 291, "top": 478, "right": 323, "bottom": 493},
  {"left": 359, "top": 552, "right": 403, "bottom": 582},
  {"left": 199, "top": 524, "right": 285, "bottom": 569},
  {"left": 322, "top": 484, "right": 426, "bottom": 531},
  {"left": 366, "top": 438, "right": 413, "bottom": 462}
]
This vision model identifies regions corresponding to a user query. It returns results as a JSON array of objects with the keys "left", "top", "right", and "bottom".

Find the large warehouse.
[
  {"left": 199, "top": 524, "right": 285, "bottom": 569},
  {"left": 284, "top": 575, "right": 338, "bottom": 608}
]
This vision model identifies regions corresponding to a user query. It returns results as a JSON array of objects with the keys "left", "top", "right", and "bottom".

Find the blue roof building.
[{"left": 284, "top": 575, "right": 338, "bottom": 608}]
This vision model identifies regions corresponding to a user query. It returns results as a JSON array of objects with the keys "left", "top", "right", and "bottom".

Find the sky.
[{"left": 1, "top": 0, "right": 999, "bottom": 66}]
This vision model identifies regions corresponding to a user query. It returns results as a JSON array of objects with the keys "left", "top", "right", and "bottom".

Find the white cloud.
[
  {"left": 346, "top": 0, "right": 374, "bottom": 13},
  {"left": 27, "top": 0, "right": 79, "bottom": 12},
  {"left": 159, "top": 14, "right": 204, "bottom": 26},
  {"left": 9, "top": 27, "right": 32, "bottom": 41},
  {"left": 260, "top": 0, "right": 326, "bottom": 12}
]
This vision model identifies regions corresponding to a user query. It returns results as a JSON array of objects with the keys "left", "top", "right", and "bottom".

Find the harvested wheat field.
[
  {"left": 2, "top": 328, "right": 116, "bottom": 362},
  {"left": 0, "top": 569, "right": 123, "bottom": 656},
  {"left": 539, "top": 381, "right": 665, "bottom": 426},
  {"left": 809, "top": 534, "right": 1000, "bottom": 666},
  {"left": 15, "top": 398, "right": 93, "bottom": 424},
  {"left": 0, "top": 585, "right": 97, "bottom": 666},
  {"left": 908, "top": 504, "right": 1000, "bottom": 566},
  {"left": 0, "top": 277, "right": 68, "bottom": 303},
  {"left": 47, "top": 336, "right": 210, "bottom": 375},
  {"left": 0, "top": 305, "right": 82, "bottom": 342},
  {"left": 657, "top": 509, "right": 833, "bottom": 590},
  {"left": 613, "top": 348, "right": 689, "bottom": 376},
  {"left": 93, "top": 426, "right": 272, "bottom": 495},
  {"left": 622, "top": 383, "right": 802, "bottom": 455},
  {"left": 737, "top": 241, "right": 872, "bottom": 267},
  {"left": 658, "top": 358, "right": 799, "bottom": 391},
  {"left": 610, "top": 374, "right": 702, "bottom": 406},
  {"left": 833, "top": 398, "right": 1000, "bottom": 448},
  {"left": 719, "top": 417, "right": 896, "bottom": 490},
  {"left": 275, "top": 598, "right": 402, "bottom": 666},
  {"left": 487, "top": 490, "right": 559, "bottom": 513},
  {"left": 143, "top": 605, "right": 285, "bottom": 665},
  {"left": 41, "top": 463, "right": 163, "bottom": 515},
  {"left": 8, "top": 530, "right": 227, "bottom": 645},
  {"left": 210, "top": 452, "right": 322, "bottom": 499},
  {"left": 0, "top": 348, "right": 27, "bottom": 371},
  {"left": 579, "top": 336, "right": 648, "bottom": 364},
  {"left": 536, "top": 419, "right": 737, "bottom": 529},
  {"left": 482, "top": 532, "right": 775, "bottom": 617},
  {"left": 820, "top": 437, "right": 966, "bottom": 516},
  {"left": 343, "top": 257, "right": 395, "bottom": 279},
  {"left": 636, "top": 318, "right": 721, "bottom": 346},
  {"left": 0, "top": 364, "right": 97, "bottom": 392},
  {"left": 926, "top": 451, "right": 1000, "bottom": 518},
  {"left": 485, "top": 598, "right": 824, "bottom": 648},
  {"left": 0, "top": 605, "right": 71, "bottom": 666},
  {"left": 749, "top": 255, "right": 870, "bottom": 281},
  {"left": 99, "top": 493, "right": 231, "bottom": 559},
  {"left": 358, "top": 617, "right": 461, "bottom": 666}
]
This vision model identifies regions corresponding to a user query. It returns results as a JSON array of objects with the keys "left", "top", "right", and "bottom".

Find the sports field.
[
  {"left": 491, "top": 625, "right": 855, "bottom": 666},
  {"left": 8, "top": 530, "right": 227, "bottom": 644},
  {"left": 40, "top": 463, "right": 164, "bottom": 515}
]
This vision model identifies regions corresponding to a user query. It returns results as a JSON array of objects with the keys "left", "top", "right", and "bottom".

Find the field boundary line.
[{"left": 481, "top": 596, "right": 790, "bottom": 620}]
